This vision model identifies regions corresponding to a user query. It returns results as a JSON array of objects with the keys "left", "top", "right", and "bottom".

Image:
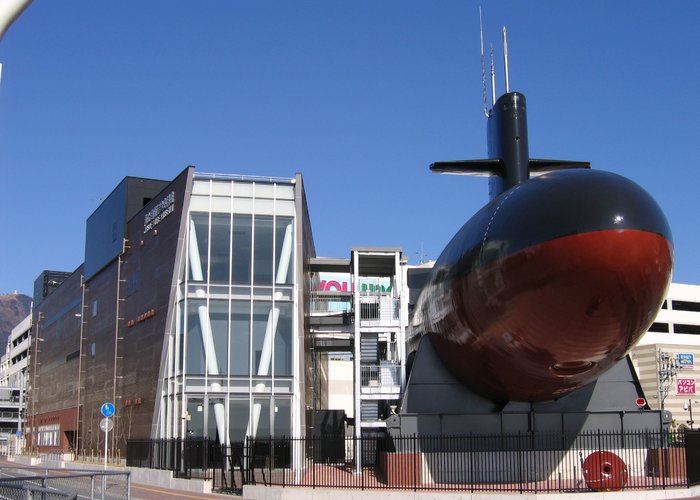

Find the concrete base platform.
[
  {"left": 388, "top": 336, "right": 669, "bottom": 437},
  {"left": 243, "top": 484, "right": 700, "bottom": 500}
]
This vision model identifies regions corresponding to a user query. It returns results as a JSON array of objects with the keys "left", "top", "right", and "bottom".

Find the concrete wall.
[{"left": 327, "top": 359, "right": 353, "bottom": 416}]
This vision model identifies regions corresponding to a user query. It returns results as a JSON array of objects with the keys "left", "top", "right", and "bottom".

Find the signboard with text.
[
  {"left": 144, "top": 191, "right": 175, "bottom": 234},
  {"left": 677, "top": 378, "right": 696, "bottom": 395},
  {"left": 316, "top": 273, "right": 392, "bottom": 293},
  {"left": 678, "top": 353, "right": 695, "bottom": 369}
]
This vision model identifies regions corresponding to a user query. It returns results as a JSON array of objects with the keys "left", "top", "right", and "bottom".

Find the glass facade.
[{"left": 173, "top": 177, "right": 297, "bottom": 443}]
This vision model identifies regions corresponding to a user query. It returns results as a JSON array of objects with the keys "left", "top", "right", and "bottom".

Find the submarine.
[{"left": 410, "top": 37, "right": 673, "bottom": 404}]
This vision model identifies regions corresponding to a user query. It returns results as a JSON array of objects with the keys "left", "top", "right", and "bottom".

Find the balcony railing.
[
  {"left": 359, "top": 295, "right": 399, "bottom": 324},
  {"left": 361, "top": 364, "right": 401, "bottom": 393},
  {"left": 309, "top": 291, "right": 352, "bottom": 315},
  {"left": 310, "top": 291, "right": 401, "bottom": 325}
]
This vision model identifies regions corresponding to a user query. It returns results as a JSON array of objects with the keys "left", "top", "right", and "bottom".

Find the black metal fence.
[{"left": 127, "top": 429, "right": 693, "bottom": 494}]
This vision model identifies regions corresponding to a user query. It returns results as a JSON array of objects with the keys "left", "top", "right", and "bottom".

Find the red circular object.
[
  {"left": 636, "top": 398, "right": 646, "bottom": 408},
  {"left": 582, "top": 451, "right": 628, "bottom": 491}
]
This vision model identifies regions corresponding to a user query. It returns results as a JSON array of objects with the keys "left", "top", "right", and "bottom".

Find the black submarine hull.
[{"left": 413, "top": 168, "right": 673, "bottom": 402}]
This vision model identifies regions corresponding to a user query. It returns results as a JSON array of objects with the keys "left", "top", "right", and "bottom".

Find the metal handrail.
[
  {"left": 0, "top": 468, "right": 131, "bottom": 499},
  {"left": 194, "top": 172, "right": 295, "bottom": 184},
  {"left": 360, "top": 363, "right": 401, "bottom": 388}
]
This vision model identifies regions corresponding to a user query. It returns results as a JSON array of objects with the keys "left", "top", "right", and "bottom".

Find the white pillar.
[
  {"left": 188, "top": 219, "right": 226, "bottom": 444},
  {"left": 353, "top": 250, "right": 362, "bottom": 474},
  {"left": 248, "top": 221, "right": 294, "bottom": 438}
]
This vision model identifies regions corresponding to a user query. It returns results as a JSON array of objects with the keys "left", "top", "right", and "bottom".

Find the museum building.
[{"left": 27, "top": 166, "right": 316, "bottom": 454}]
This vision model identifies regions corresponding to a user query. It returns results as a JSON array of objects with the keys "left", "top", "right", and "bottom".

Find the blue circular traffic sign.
[{"left": 101, "top": 402, "right": 115, "bottom": 418}]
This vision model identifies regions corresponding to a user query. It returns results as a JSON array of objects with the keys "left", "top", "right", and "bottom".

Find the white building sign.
[{"left": 144, "top": 191, "right": 175, "bottom": 234}]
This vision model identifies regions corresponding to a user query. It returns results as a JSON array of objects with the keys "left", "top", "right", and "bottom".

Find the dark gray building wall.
[
  {"left": 80, "top": 167, "right": 191, "bottom": 451},
  {"left": 30, "top": 168, "right": 191, "bottom": 454},
  {"left": 80, "top": 260, "right": 120, "bottom": 452},
  {"left": 84, "top": 177, "right": 170, "bottom": 281},
  {"left": 119, "top": 167, "right": 191, "bottom": 442},
  {"left": 30, "top": 265, "right": 83, "bottom": 450}
]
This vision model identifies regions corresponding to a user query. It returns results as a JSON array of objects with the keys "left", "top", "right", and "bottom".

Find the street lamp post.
[
  {"left": 0, "top": 0, "right": 32, "bottom": 41},
  {"left": 0, "top": 0, "right": 33, "bottom": 86}
]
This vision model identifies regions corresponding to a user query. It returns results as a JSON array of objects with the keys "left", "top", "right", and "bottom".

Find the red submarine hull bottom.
[{"left": 429, "top": 229, "right": 673, "bottom": 402}]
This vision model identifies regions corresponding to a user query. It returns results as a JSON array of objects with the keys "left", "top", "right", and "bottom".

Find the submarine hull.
[{"left": 415, "top": 168, "right": 673, "bottom": 402}]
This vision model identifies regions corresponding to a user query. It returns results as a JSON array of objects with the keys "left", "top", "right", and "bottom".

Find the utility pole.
[{"left": 658, "top": 351, "right": 680, "bottom": 410}]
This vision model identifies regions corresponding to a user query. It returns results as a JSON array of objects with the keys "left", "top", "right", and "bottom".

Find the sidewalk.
[{"left": 130, "top": 482, "right": 237, "bottom": 499}]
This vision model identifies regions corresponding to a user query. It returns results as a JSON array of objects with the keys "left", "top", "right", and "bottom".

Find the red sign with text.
[{"left": 677, "top": 378, "right": 696, "bottom": 395}]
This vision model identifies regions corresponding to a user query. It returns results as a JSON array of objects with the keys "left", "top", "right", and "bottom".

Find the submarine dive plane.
[{"left": 410, "top": 27, "right": 673, "bottom": 404}]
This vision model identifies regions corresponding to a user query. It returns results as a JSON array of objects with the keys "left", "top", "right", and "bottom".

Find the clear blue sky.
[{"left": 1, "top": 1, "right": 698, "bottom": 297}]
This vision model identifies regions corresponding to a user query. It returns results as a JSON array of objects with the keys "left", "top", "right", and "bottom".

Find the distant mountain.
[{"left": 0, "top": 294, "right": 32, "bottom": 350}]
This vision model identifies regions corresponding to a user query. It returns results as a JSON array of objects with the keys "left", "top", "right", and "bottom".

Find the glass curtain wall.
[{"left": 177, "top": 177, "right": 296, "bottom": 444}]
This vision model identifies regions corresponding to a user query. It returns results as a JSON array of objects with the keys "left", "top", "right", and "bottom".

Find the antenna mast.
[
  {"left": 479, "top": 7, "right": 489, "bottom": 118},
  {"left": 490, "top": 44, "right": 496, "bottom": 105},
  {"left": 502, "top": 26, "right": 510, "bottom": 93}
]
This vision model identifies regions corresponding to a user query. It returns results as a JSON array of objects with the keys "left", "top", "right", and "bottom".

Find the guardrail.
[{"left": 0, "top": 467, "right": 131, "bottom": 499}]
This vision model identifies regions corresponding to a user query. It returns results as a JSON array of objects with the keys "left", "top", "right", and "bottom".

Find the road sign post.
[
  {"left": 100, "top": 403, "right": 115, "bottom": 472},
  {"left": 100, "top": 402, "right": 115, "bottom": 498},
  {"left": 101, "top": 402, "right": 115, "bottom": 418}
]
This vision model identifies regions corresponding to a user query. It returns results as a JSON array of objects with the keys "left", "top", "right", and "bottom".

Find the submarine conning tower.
[
  {"left": 429, "top": 89, "right": 590, "bottom": 199},
  {"left": 430, "top": 24, "right": 590, "bottom": 195},
  {"left": 487, "top": 91, "right": 529, "bottom": 197}
]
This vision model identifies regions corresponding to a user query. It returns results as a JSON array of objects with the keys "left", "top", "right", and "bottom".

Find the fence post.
[
  {"left": 685, "top": 429, "right": 691, "bottom": 488},
  {"left": 242, "top": 437, "right": 248, "bottom": 486},
  {"left": 410, "top": 433, "right": 415, "bottom": 491},
  {"left": 662, "top": 429, "right": 668, "bottom": 490},
  {"left": 312, "top": 435, "right": 315, "bottom": 488},
  {"left": 201, "top": 438, "right": 206, "bottom": 478},
  {"left": 518, "top": 431, "right": 523, "bottom": 493},
  {"left": 268, "top": 435, "right": 272, "bottom": 486},
  {"left": 469, "top": 432, "right": 474, "bottom": 492},
  {"left": 282, "top": 436, "right": 286, "bottom": 487},
  {"left": 360, "top": 433, "right": 365, "bottom": 490}
]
